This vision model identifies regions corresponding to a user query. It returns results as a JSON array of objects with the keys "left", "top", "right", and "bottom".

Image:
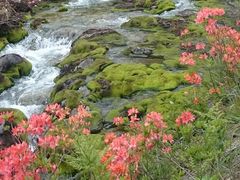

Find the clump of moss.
[
  {"left": 58, "top": 6, "right": 68, "bottom": 12},
  {"left": 6, "top": 27, "right": 28, "bottom": 44},
  {"left": 88, "top": 63, "right": 184, "bottom": 97},
  {"left": 121, "top": 16, "right": 158, "bottom": 31},
  {"left": 59, "top": 40, "right": 107, "bottom": 67},
  {"left": 0, "top": 59, "right": 32, "bottom": 93},
  {"left": 0, "top": 38, "right": 8, "bottom": 51},
  {"left": 134, "top": 0, "right": 176, "bottom": 14},
  {"left": 150, "top": 0, "right": 176, "bottom": 14}
]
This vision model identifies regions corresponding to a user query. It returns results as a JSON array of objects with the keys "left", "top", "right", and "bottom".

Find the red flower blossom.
[
  {"left": 113, "top": 117, "right": 124, "bottom": 125},
  {"left": 179, "top": 52, "right": 195, "bottom": 66},
  {"left": 82, "top": 128, "right": 90, "bottom": 135},
  {"left": 162, "top": 134, "right": 174, "bottom": 144},
  {"left": 38, "top": 135, "right": 60, "bottom": 149},
  {"left": 199, "top": 53, "right": 208, "bottom": 60},
  {"left": 176, "top": 111, "right": 196, "bottom": 126},
  {"left": 184, "top": 73, "right": 202, "bottom": 85},
  {"left": 195, "top": 8, "right": 225, "bottom": 24},
  {"left": 104, "top": 132, "right": 117, "bottom": 144},
  {"left": 209, "top": 87, "right": 221, "bottom": 94},
  {"left": 45, "top": 103, "right": 70, "bottom": 120},
  {"left": 128, "top": 108, "right": 139, "bottom": 116},
  {"left": 180, "top": 28, "right": 189, "bottom": 36},
  {"left": 0, "top": 142, "right": 36, "bottom": 179},
  {"left": 195, "top": 42, "right": 206, "bottom": 50}
]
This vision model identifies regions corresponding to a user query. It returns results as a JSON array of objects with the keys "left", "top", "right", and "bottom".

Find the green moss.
[
  {"left": 0, "top": 59, "right": 32, "bottom": 93},
  {"left": 0, "top": 38, "right": 8, "bottom": 51},
  {"left": 53, "top": 90, "right": 83, "bottom": 109},
  {"left": 81, "top": 58, "right": 112, "bottom": 76},
  {"left": 133, "top": 0, "right": 175, "bottom": 14},
  {"left": 58, "top": 6, "right": 68, "bottom": 12},
  {"left": 121, "top": 16, "right": 158, "bottom": 31},
  {"left": 0, "top": 76, "right": 14, "bottom": 93},
  {"left": 59, "top": 40, "right": 107, "bottom": 67},
  {"left": 150, "top": 0, "right": 176, "bottom": 14},
  {"left": 144, "top": 30, "right": 180, "bottom": 60},
  {"left": 7, "top": 27, "right": 28, "bottom": 44},
  {"left": 3, "top": 60, "right": 32, "bottom": 80},
  {"left": 88, "top": 63, "right": 184, "bottom": 97}
]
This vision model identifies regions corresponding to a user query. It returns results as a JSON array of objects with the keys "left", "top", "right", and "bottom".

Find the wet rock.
[
  {"left": 10, "top": 0, "right": 32, "bottom": 12},
  {"left": 130, "top": 47, "right": 153, "bottom": 58},
  {"left": 30, "top": 18, "right": 48, "bottom": 29},
  {"left": 54, "top": 27, "right": 79, "bottom": 40},
  {"left": 0, "top": 53, "right": 25, "bottom": 72},
  {"left": 0, "top": 130, "right": 18, "bottom": 150},
  {"left": 177, "top": 9, "right": 196, "bottom": 18},
  {"left": 157, "top": 17, "right": 187, "bottom": 35},
  {"left": 97, "top": 78, "right": 111, "bottom": 96},
  {"left": 79, "top": 28, "right": 116, "bottom": 40},
  {"left": 0, "top": 73, "right": 4, "bottom": 82},
  {"left": 60, "top": 57, "right": 95, "bottom": 75},
  {"left": 0, "top": 108, "right": 26, "bottom": 150}
]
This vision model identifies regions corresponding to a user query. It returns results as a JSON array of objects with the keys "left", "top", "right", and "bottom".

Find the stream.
[{"left": 0, "top": 0, "right": 194, "bottom": 118}]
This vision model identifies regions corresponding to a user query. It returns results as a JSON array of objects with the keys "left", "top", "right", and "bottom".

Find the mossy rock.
[
  {"left": 121, "top": 16, "right": 159, "bottom": 31},
  {"left": 0, "top": 108, "right": 27, "bottom": 124},
  {"left": 149, "top": 0, "right": 176, "bottom": 14},
  {"left": 0, "top": 59, "right": 32, "bottom": 93},
  {"left": 0, "top": 38, "right": 8, "bottom": 51},
  {"left": 3, "top": 60, "right": 32, "bottom": 80},
  {"left": 7, "top": 27, "right": 28, "bottom": 44},
  {"left": 52, "top": 90, "right": 83, "bottom": 109},
  {"left": 88, "top": 63, "right": 184, "bottom": 97},
  {"left": 59, "top": 40, "right": 107, "bottom": 67},
  {"left": 86, "top": 32, "right": 127, "bottom": 47},
  {"left": 134, "top": 0, "right": 175, "bottom": 14},
  {"left": 58, "top": 6, "right": 68, "bottom": 12},
  {"left": 143, "top": 30, "right": 180, "bottom": 60},
  {"left": 0, "top": 76, "right": 14, "bottom": 93}
]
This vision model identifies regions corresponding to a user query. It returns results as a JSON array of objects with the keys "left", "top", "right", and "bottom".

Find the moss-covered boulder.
[
  {"left": 59, "top": 39, "right": 107, "bottom": 67},
  {"left": 30, "top": 18, "right": 48, "bottom": 29},
  {"left": 6, "top": 27, "right": 28, "bottom": 44},
  {"left": 0, "top": 54, "right": 32, "bottom": 93},
  {"left": 87, "top": 63, "right": 184, "bottom": 97},
  {"left": 121, "top": 16, "right": 159, "bottom": 30},
  {"left": 149, "top": 0, "right": 176, "bottom": 14},
  {"left": 0, "top": 38, "right": 8, "bottom": 51}
]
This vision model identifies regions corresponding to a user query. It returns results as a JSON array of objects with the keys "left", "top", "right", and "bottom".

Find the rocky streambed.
[{"left": 0, "top": 0, "right": 238, "bottom": 131}]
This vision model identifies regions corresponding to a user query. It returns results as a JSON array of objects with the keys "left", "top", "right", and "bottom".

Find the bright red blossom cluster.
[
  {"left": 101, "top": 109, "right": 173, "bottom": 179},
  {"left": 184, "top": 73, "right": 202, "bottom": 85},
  {"left": 176, "top": 111, "right": 196, "bottom": 126},
  {"left": 195, "top": 7, "right": 225, "bottom": 24},
  {"left": 0, "top": 142, "right": 36, "bottom": 179}
]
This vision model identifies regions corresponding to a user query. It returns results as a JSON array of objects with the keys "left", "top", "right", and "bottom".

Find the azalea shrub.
[
  {"left": 180, "top": 7, "right": 240, "bottom": 104},
  {"left": 0, "top": 104, "right": 92, "bottom": 179}
]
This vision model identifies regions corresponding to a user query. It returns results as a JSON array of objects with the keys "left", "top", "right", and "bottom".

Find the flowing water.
[{"left": 0, "top": 0, "right": 194, "bottom": 118}]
